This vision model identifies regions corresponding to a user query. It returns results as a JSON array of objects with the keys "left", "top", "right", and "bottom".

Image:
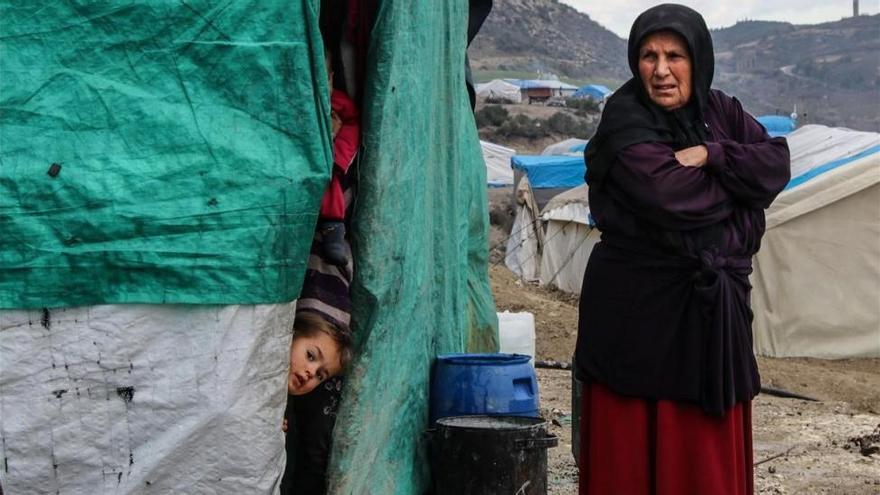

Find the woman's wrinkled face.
[
  {"left": 638, "top": 31, "right": 693, "bottom": 111},
  {"left": 288, "top": 332, "right": 342, "bottom": 396}
]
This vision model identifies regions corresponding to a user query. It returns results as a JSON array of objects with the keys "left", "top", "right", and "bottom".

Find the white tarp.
[
  {"left": 475, "top": 79, "right": 522, "bottom": 103},
  {"left": 0, "top": 303, "right": 296, "bottom": 494},
  {"left": 481, "top": 140, "right": 516, "bottom": 187},
  {"left": 751, "top": 124, "right": 880, "bottom": 358}
]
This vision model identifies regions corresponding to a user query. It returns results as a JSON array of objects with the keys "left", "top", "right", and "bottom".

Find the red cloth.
[
  {"left": 579, "top": 381, "right": 753, "bottom": 495},
  {"left": 320, "top": 89, "right": 360, "bottom": 221}
]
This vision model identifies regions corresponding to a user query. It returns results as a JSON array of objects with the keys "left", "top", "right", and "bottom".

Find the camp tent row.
[
  {"left": 505, "top": 125, "right": 880, "bottom": 358},
  {"left": 476, "top": 79, "right": 613, "bottom": 104},
  {"left": 0, "top": 2, "right": 497, "bottom": 494}
]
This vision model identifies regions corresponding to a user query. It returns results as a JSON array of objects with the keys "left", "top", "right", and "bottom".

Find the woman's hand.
[{"left": 675, "top": 145, "right": 708, "bottom": 167}]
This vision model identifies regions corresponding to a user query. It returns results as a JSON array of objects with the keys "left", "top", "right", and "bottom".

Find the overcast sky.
[{"left": 559, "top": 1, "right": 880, "bottom": 38}]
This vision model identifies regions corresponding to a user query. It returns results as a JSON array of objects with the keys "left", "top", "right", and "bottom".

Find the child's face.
[{"left": 288, "top": 332, "right": 343, "bottom": 395}]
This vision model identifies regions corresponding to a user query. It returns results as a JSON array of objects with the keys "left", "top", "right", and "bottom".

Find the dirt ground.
[{"left": 490, "top": 256, "right": 880, "bottom": 494}]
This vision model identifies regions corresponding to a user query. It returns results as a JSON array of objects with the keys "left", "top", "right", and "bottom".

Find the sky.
[{"left": 559, "top": 0, "right": 880, "bottom": 37}]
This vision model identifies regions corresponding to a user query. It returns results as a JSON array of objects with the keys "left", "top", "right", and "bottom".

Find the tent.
[
  {"left": 505, "top": 155, "right": 585, "bottom": 281},
  {"left": 0, "top": 2, "right": 497, "bottom": 494},
  {"left": 510, "top": 79, "right": 579, "bottom": 100},
  {"left": 538, "top": 184, "right": 599, "bottom": 293},
  {"left": 475, "top": 79, "right": 522, "bottom": 103},
  {"left": 512, "top": 122, "right": 880, "bottom": 356},
  {"left": 514, "top": 79, "right": 579, "bottom": 92},
  {"left": 542, "top": 138, "right": 589, "bottom": 156},
  {"left": 751, "top": 124, "right": 880, "bottom": 358},
  {"left": 756, "top": 115, "right": 797, "bottom": 137},
  {"left": 481, "top": 140, "right": 516, "bottom": 187},
  {"left": 572, "top": 84, "right": 612, "bottom": 100},
  {"left": 510, "top": 154, "right": 585, "bottom": 208}
]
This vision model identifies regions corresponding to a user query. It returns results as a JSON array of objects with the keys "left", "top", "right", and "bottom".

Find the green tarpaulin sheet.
[
  {"left": 330, "top": 2, "right": 498, "bottom": 492},
  {"left": 0, "top": 1, "right": 497, "bottom": 493},
  {"left": 0, "top": 1, "right": 332, "bottom": 308}
]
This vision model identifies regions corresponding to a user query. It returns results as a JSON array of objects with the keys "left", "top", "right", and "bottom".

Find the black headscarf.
[{"left": 585, "top": 4, "right": 715, "bottom": 188}]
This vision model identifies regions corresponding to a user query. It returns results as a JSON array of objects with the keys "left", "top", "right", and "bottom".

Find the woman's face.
[{"left": 638, "top": 31, "right": 693, "bottom": 111}]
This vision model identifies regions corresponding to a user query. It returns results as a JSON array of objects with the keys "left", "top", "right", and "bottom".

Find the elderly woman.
[{"left": 575, "top": 4, "right": 790, "bottom": 494}]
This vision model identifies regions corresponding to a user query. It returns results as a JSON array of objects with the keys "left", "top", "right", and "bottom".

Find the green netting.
[
  {"left": 329, "top": 2, "right": 498, "bottom": 493},
  {"left": 0, "top": 1, "right": 331, "bottom": 308}
]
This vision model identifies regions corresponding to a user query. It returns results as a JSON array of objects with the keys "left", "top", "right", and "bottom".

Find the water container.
[
  {"left": 430, "top": 353, "right": 539, "bottom": 424},
  {"left": 497, "top": 311, "right": 536, "bottom": 363},
  {"left": 431, "top": 415, "right": 558, "bottom": 495}
]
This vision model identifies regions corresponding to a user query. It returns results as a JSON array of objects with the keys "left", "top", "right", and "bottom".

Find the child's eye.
[{"left": 307, "top": 351, "right": 315, "bottom": 361}]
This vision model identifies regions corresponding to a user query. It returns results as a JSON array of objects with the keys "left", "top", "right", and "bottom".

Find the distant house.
[
  {"left": 572, "top": 84, "right": 612, "bottom": 101},
  {"left": 475, "top": 79, "right": 522, "bottom": 103},
  {"left": 510, "top": 79, "right": 579, "bottom": 104}
]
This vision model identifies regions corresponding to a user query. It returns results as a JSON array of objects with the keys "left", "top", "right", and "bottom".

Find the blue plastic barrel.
[{"left": 430, "top": 353, "right": 539, "bottom": 423}]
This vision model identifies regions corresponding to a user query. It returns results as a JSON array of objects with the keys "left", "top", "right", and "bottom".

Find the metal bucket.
[{"left": 431, "top": 415, "right": 558, "bottom": 494}]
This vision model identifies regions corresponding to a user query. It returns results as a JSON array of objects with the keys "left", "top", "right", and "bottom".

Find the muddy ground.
[{"left": 487, "top": 186, "right": 880, "bottom": 494}]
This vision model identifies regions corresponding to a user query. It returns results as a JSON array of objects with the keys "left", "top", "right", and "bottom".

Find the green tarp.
[
  {"left": 0, "top": 1, "right": 332, "bottom": 308},
  {"left": 0, "top": 1, "right": 497, "bottom": 493},
  {"left": 331, "top": 3, "right": 497, "bottom": 492}
]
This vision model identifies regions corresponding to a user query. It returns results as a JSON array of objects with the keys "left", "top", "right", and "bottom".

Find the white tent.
[
  {"left": 751, "top": 124, "right": 880, "bottom": 358},
  {"left": 541, "top": 138, "right": 588, "bottom": 156},
  {"left": 511, "top": 124, "right": 880, "bottom": 364},
  {"left": 504, "top": 155, "right": 586, "bottom": 281},
  {"left": 475, "top": 79, "right": 522, "bottom": 103},
  {"left": 538, "top": 184, "right": 599, "bottom": 293},
  {"left": 481, "top": 140, "right": 515, "bottom": 187}
]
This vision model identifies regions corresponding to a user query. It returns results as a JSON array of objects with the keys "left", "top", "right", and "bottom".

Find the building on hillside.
[{"left": 511, "top": 79, "right": 578, "bottom": 104}]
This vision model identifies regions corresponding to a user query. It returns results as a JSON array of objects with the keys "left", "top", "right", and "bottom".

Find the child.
[
  {"left": 281, "top": 310, "right": 352, "bottom": 495},
  {"left": 319, "top": 48, "right": 359, "bottom": 266},
  {"left": 286, "top": 311, "right": 352, "bottom": 397}
]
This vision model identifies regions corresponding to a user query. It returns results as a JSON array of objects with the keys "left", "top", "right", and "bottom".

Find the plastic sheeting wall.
[{"left": 0, "top": 303, "right": 295, "bottom": 493}]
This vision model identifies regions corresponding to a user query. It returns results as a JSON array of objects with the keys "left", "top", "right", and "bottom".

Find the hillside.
[
  {"left": 468, "top": 0, "right": 627, "bottom": 81},
  {"left": 469, "top": 1, "right": 880, "bottom": 131}
]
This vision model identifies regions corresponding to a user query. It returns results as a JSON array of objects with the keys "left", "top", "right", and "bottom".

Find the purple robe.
[{"left": 575, "top": 90, "right": 791, "bottom": 415}]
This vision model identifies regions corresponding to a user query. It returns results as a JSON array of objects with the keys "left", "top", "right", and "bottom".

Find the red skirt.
[{"left": 579, "top": 381, "right": 753, "bottom": 495}]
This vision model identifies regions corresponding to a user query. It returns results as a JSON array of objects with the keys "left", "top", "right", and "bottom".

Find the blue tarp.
[
  {"left": 508, "top": 79, "right": 579, "bottom": 90},
  {"left": 511, "top": 155, "right": 585, "bottom": 188},
  {"left": 757, "top": 115, "right": 796, "bottom": 137},
  {"left": 573, "top": 84, "right": 612, "bottom": 100}
]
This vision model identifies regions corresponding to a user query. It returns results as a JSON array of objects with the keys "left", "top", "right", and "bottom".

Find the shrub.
[
  {"left": 498, "top": 114, "right": 551, "bottom": 139},
  {"left": 564, "top": 97, "right": 600, "bottom": 117},
  {"left": 549, "top": 113, "right": 595, "bottom": 139},
  {"left": 475, "top": 105, "right": 509, "bottom": 128},
  {"left": 485, "top": 96, "right": 516, "bottom": 105}
]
